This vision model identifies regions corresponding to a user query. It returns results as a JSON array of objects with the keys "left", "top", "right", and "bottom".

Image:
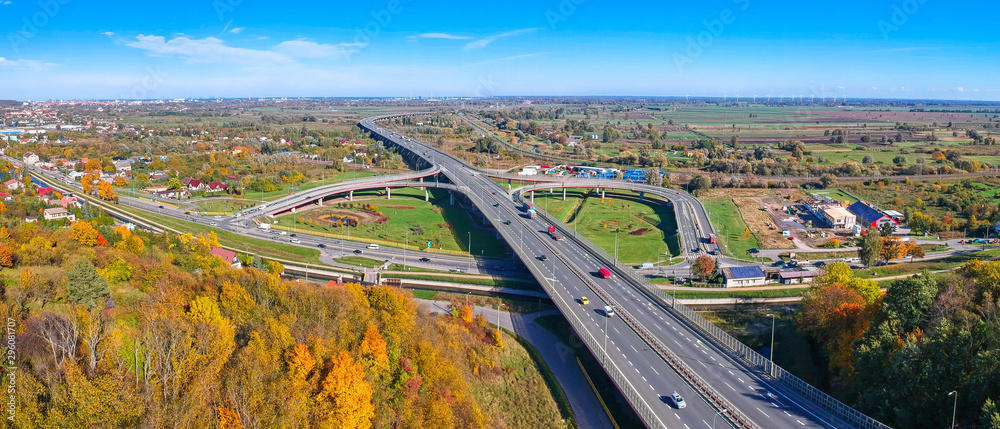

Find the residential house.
[
  {"left": 42, "top": 207, "right": 76, "bottom": 222},
  {"left": 4, "top": 179, "right": 21, "bottom": 191},
  {"left": 22, "top": 152, "right": 39, "bottom": 164},
  {"left": 113, "top": 160, "right": 132, "bottom": 173},
  {"left": 187, "top": 179, "right": 205, "bottom": 191},
  {"left": 206, "top": 181, "right": 227, "bottom": 193},
  {"left": 149, "top": 172, "right": 169, "bottom": 181},
  {"left": 37, "top": 187, "right": 54, "bottom": 197},
  {"left": 209, "top": 246, "right": 242, "bottom": 268},
  {"left": 778, "top": 267, "right": 820, "bottom": 284},
  {"left": 59, "top": 195, "right": 81, "bottom": 209},
  {"left": 0, "top": 192, "right": 11, "bottom": 201},
  {"left": 722, "top": 266, "right": 768, "bottom": 287}
]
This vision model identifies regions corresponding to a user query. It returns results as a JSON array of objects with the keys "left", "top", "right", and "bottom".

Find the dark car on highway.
[
  {"left": 418, "top": 257, "right": 431, "bottom": 262},
  {"left": 318, "top": 243, "right": 327, "bottom": 248},
  {"left": 354, "top": 249, "right": 363, "bottom": 254}
]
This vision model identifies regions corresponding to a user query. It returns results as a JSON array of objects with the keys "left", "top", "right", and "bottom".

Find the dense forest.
[
  {"left": 798, "top": 262, "right": 1000, "bottom": 428},
  {"left": 0, "top": 216, "right": 559, "bottom": 428}
]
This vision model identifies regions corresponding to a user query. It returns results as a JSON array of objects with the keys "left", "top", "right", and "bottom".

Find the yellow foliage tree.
[
  {"left": 286, "top": 343, "right": 316, "bottom": 381},
  {"left": 217, "top": 406, "right": 245, "bottom": 429},
  {"left": 189, "top": 296, "right": 223, "bottom": 324},
  {"left": 70, "top": 221, "right": 100, "bottom": 246},
  {"left": 97, "top": 180, "right": 115, "bottom": 200},
  {"left": 316, "top": 350, "right": 374, "bottom": 429},
  {"left": 359, "top": 324, "right": 389, "bottom": 377},
  {"left": 113, "top": 176, "right": 127, "bottom": 187},
  {"left": 81, "top": 175, "right": 94, "bottom": 194}
]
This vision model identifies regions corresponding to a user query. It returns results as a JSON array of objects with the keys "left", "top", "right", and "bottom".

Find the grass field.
[
  {"left": 471, "top": 328, "right": 570, "bottom": 429},
  {"left": 193, "top": 198, "right": 257, "bottom": 214},
  {"left": 704, "top": 198, "right": 760, "bottom": 259},
  {"left": 666, "top": 287, "right": 811, "bottom": 300},
  {"left": 532, "top": 189, "right": 681, "bottom": 264},
  {"left": 290, "top": 187, "right": 510, "bottom": 257},
  {"left": 810, "top": 189, "right": 858, "bottom": 203}
]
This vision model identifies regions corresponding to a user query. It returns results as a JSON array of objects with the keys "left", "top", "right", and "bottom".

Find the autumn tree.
[
  {"left": 81, "top": 175, "right": 94, "bottom": 194},
  {"left": 66, "top": 259, "right": 110, "bottom": 310},
  {"left": 359, "top": 324, "right": 389, "bottom": 378},
  {"left": 286, "top": 343, "right": 316, "bottom": 381},
  {"left": 113, "top": 176, "right": 127, "bottom": 187},
  {"left": 316, "top": 350, "right": 374, "bottom": 429},
  {"left": 70, "top": 221, "right": 100, "bottom": 246},
  {"left": 167, "top": 177, "right": 183, "bottom": 190},
  {"left": 97, "top": 180, "right": 115, "bottom": 200},
  {"left": 0, "top": 243, "right": 13, "bottom": 267},
  {"left": 691, "top": 255, "right": 716, "bottom": 280}
]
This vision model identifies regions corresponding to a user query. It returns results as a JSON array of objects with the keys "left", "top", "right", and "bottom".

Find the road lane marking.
[
  {"left": 797, "top": 420, "right": 805, "bottom": 426},
  {"left": 757, "top": 407, "right": 770, "bottom": 418},
  {"left": 724, "top": 382, "right": 736, "bottom": 391}
]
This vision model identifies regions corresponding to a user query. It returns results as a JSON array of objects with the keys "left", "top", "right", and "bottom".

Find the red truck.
[
  {"left": 598, "top": 267, "right": 612, "bottom": 278},
  {"left": 547, "top": 225, "right": 564, "bottom": 241}
]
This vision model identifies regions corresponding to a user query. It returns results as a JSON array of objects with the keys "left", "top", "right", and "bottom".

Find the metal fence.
[{"left": 535, "top": 208, "right": 893, "bottom": 429}]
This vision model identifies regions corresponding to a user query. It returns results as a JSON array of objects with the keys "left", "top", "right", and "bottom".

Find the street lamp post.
[
  {"left": 949, "top": 391, "right": 958, "bottom": 429},
  {"left": 468, "top": 231, "right": 472, "bottom": 272},
  {"left": 766, "top": 313, "right": 776, "bottom": 375},
  {"left": 713, "top": 409, "right": 728, "bottom": 429}
]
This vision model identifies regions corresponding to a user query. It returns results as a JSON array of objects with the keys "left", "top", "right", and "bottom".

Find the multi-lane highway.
[{"left": 356, "top": 115, "right": 890, "bottom": 429}]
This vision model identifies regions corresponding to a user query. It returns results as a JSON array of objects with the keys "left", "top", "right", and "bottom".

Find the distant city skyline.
[{"left": 1, "top": 0, "right": 998, "bottom": 101}]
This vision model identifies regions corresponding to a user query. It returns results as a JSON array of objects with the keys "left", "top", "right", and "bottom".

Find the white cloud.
[
  {"left": 101, "top": 31, "right": 115, "bottom": 36},
  {"left": 125, "top": 35, "right": 362, "bottom": 65},
  {"left": 957, "top": 87, "right": 965, "bottom": 92},
  {"left": 463, "top": 28, "right": 537, "bottom": 51},
  {"left": 409, "top": 32, "right": 470, "bottom": 40},
  {"left": 0, "top": 58, "right": 54, "bottom": 70},
  {"left": 274, "top": 39, "right": 363, "bottom": 59},
  {"left": 230, "top": 27, "right": 244, "bottom": 34},
  {"left": 1, "top": 2, "right": 11, "bottom": 6},
  {"left": 126, "top": 35, "right": 286, "bottom": 64}
]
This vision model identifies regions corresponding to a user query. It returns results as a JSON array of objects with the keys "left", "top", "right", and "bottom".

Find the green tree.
[
  {"left": 602, "top": 126, "right": 622, "bottom": 143},
  {"left": 66, "top": 259, "right": 110, "bottom": 310},
  {"left": 167, "top": 177, "right": 182, "bottom": 190},
  {"left": 688, "top": 174, "right": 711, "bottom": 194},
  {"left": 858, "top": 230, "right": 883, "bottom": 268}
]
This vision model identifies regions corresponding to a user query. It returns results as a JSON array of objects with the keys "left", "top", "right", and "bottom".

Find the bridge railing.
[{"left": 533, "top": 205, "right": 892, "bottom": 429}]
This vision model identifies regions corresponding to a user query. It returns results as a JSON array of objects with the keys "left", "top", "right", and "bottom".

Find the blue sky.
[{"left": 1, "top": 0, "right": 998, "bottom": 101}]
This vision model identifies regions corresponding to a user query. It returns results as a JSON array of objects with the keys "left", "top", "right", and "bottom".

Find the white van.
[
  {"left": 367, "top": 244, "right": 380, "bottom": 250},
  {"left": 639, "top": 262, "right": 654, "bottom": 269},
  {"left": 604, "top": 306, "right": 615, "bottom": 317}
]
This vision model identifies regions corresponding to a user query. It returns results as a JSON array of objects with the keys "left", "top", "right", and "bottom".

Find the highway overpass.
[{"left": 358, "top": 114, "right": 891, "bottom": 429}]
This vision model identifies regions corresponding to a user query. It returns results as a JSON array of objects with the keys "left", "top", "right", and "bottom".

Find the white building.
[
  {"left": 42, "top": 207, "right": 76, "bottom": 222},
  {"left": 822, "top": 206, "right": 857, "bottom": 229}
]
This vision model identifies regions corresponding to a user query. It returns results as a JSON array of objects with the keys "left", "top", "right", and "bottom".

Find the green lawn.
[
  {"left": 193, "top": 198, "right": 257, "bottom": 214},
  {"left": 668, "top": 287, "right": 811, "bottom": 300},
  {"left": 703, "top": 198, "right": 760, "bottom": 260},
  {"left": 532, "top": 189, "right": 680, "bottom": 264},
  {"left": 810, "top": 189, "right": 858, "bottom": 204},
  {"left": 289, "top": 187, "right": 510, "bottom": 257}
]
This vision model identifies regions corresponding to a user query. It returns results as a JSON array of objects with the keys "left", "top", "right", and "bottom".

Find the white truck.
[{"left": 258, "top": 223, "right": 271, "bottom": 231}]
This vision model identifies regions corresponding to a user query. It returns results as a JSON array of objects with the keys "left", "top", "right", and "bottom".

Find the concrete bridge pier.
[
  {"left": 639, "top": 192, "right": 644, "bottom": 201},
  {"left": 602, "top": 189, "right": 606, "bottom": 199},
  {"left": 419, "top": 177, "right": 424, "bottom": 190},
  {"left": 562, "top": 187, "right": 566, "bottom": 201},
  {"left": 425, "top": 189, "right": 429, "bottom": 202},
  {"left": 530, "top": 191, "right": 535, "bottom": 203},
  {"left": 349, "top": 190, "right": 354, "bottom": 201},
  {"left": 291, "top": 207, "right": 296, "bottom": 213},
  {"left": 449, "top": 191, "right": 454, "bottom": 206},
  {"left": 386, "top": 187, "right": 391, "bottom": 200},
  {"left": 507, "top": 179, "right": 512, "bottom": 188}
]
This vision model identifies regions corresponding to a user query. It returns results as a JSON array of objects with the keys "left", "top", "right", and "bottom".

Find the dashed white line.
[
  {"left": 757, "top": 407, "right": 770, "bottom": 418},
  {"left": 724, "top": 382, "right": 736, "bottom": 391},
  {"left": 796, "top": 419, "right": 805, "bottom": 426}
]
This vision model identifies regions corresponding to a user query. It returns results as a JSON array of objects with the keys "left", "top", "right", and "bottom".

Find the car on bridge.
[
  {"left": 580, "top": 296, "right": 589, "bottom": 305},
  {"left": 669, "top": 392, "right": 686, "bottom": 409},
  {"left": 598, "top": 267, "right": 612, "bottom": 278},
  {"left": 538, "top": 254, "right": 547, "bottom": 261},
  {"left": 603, "top": 305, "right": 614, "bottom": 317}
]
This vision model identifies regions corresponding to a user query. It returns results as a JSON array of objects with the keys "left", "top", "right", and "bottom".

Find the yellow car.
[{"left": 580, "top": 297, "right": 590, "bottom": 305}]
